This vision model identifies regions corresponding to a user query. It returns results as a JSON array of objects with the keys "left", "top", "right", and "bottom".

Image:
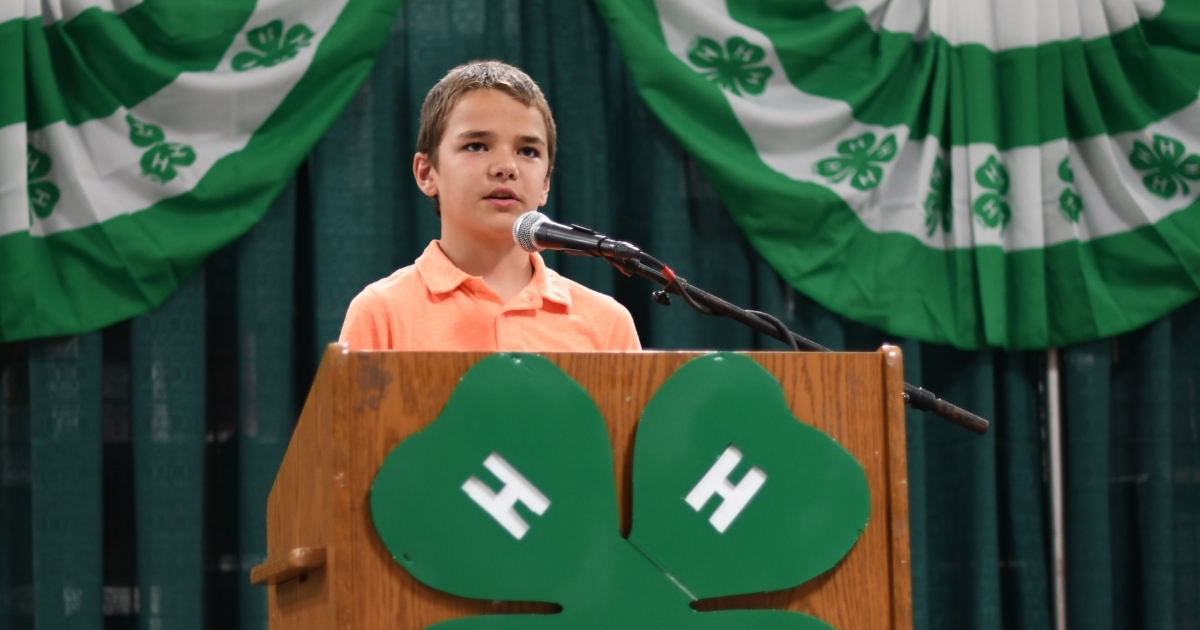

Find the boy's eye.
[
  {"left": 518, "top": 147, "right": 540, "bottom": 158},
  {"left": 464, "top": 142, "right": 485, "bottom": 152}
]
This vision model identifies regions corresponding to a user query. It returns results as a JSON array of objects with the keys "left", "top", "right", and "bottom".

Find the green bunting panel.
[
  {"left": 592, "top": 0, "right": 1200, "bottom": 350},
  {"left": 0, "top": 0, "right": 401, "bottom": 343}
]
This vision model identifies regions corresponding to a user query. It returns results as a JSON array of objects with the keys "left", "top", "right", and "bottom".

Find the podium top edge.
[{"left": 320, "top": 344, "right": 887, "bottom": 356}]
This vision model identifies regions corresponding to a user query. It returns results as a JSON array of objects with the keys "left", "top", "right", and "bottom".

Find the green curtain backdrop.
[{"left": 1, "top": 1, "right": 1199, "bottom": 629}]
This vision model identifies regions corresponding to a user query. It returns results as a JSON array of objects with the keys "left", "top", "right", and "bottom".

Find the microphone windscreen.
[{"left": 512, "top": 211, "right": 547, "bottom": 253}]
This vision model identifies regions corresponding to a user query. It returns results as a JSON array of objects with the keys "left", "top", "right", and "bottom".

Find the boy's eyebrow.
[{"left": 456, "top": 130, "right": 545, "bottom": 145}]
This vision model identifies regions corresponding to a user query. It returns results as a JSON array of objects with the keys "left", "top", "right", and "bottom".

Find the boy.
[{"left": 338, "top": 61, "right": 640, "bottom": 351}]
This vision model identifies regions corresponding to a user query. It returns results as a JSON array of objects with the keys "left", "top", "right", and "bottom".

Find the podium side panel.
[
  {"left": 265, "top": 348, "right": 340, "bottom": 629},
  {"left": 881, "top": 346, "right": 913, "bottom": 630}
]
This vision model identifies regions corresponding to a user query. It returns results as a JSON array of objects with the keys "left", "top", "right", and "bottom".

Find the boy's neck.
[{"left": 437, "top": 235, "right": 533, "bottom": 304}]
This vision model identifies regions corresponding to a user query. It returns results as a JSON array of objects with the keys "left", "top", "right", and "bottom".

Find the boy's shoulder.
[{"left": 360, "top": 263, "right": 423, "bottom": 300}]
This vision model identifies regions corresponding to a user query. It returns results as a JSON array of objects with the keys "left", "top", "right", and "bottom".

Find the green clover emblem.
[
  {"left": 814, "top": 132, "right": 897, "bottom": 191},
  {"left": 1057, "top": 157, "right": 1082, "bottom": 223},
  {"left": 126, "top": 115, "right": 196, "bottom": 183},
  {"left": 1129, "top": 134, "right": 1200, "bottom": 200},
  {"left": 687, "top": 36, "right": 773, "bottom": 96},
  {"left": 923, "top": 156, "right": 952, "bottom": 236},
  {"left": 232, "top": 20, "right": 315, "bottom": 71},
  {"left": 127, "top": 116, "right": 165, "bottom": 147},
  {"left": 972, "top": 155, "right": 1011, "bottom": 231},
  {"left": 26, "top": 144, "right": 60, "bottom": 219},
  {"left": 140, "top": 143, "right": 196, "bottom": 183},
  {"left": 371, "top": 354, "right": 870, "bottom": 629}
]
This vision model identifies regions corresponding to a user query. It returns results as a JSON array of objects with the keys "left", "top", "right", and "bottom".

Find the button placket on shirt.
[
  {"left": 496, "top": 292, "right": 540, "bottom": 349},
  {"left": 496, "top": 306, "right": 517, "bottom": 348}
]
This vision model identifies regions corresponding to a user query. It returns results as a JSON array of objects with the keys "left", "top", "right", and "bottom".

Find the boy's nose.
[{"left": 491, "top": 158, "right": 518, "bottom": 179}]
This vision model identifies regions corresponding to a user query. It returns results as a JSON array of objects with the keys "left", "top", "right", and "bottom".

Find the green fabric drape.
[{"left": 589, "top": 0, "right": 1200, "bottom": 351}]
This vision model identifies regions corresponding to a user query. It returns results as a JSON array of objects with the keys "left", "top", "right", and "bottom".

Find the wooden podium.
[{"left": 252, "top": 346, "right": 912, "bottom": 629}]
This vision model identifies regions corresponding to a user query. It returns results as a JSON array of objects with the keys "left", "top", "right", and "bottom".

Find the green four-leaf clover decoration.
[
  {"left": 26, "top": 144, "right": 61, "bottom": 220},
  {"left": 371, "top": 354, "right": 870, "bottom": 629},
  {"left": 814, "top": 132, "right": 897, "bottom": 192},
  {"left": 687, "top": 36, "right": 774, "bottom": 97},
  {"left": 126, "top": 115, "right": 196, "bottom": 183},
  {"left": 924, "top": 156, "right": 952, "bottom": 236},
  {"left": 1058, "top": 157, "right": 1082, "bottom": 223},
  {"left": 233, "top": 20, "right": 315, "bottom": 71},
  {"left": 972, "top": 155, "right": 1011, "bottom": 231},
  {"left": 1129, "top": 134, "right": 1200, "bottom": 200}
]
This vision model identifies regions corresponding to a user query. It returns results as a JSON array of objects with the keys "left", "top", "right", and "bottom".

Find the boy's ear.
[
  {"left": 413, "top": 153, "right": 439, "bottom": 197},
  {"left": 537, "top": 174, "right": 550, "bottom": 207}
]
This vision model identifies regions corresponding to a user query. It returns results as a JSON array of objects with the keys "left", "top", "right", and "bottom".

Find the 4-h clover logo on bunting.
[
  {"left": 924, "top": 156, "right": 952, "bottom": 236},
  {"left": 371, "top": 353, "right": 870, "bottom": 629},
  {"left": 972, "top": 155, "right": 1011, "bottom": 231},
  {"left": 126, "top": 115, "right": 196, "bottom": 183},
  {"left": 1129, "top": 134, "right": 1200, "bottom": 200},
  {"left": 1058, "top": 157, "right": 1083, "bottom": 223},
  {"left": 232, "top": 20, "right": 315, "bottom": 71},
  {"left": 814, "top": 132, "right": 897, "bottom": 192},
  {"left": 26, "top": 144, "right": 60, "bottom": 220},
  {"left": 687, "top": 36, "right": 774, "bottom": 96}
]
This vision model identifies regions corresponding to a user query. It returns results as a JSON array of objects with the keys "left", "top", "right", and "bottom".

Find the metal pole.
[{"left": 1047, "top": 348, "right": 1067, "bottom": 630}]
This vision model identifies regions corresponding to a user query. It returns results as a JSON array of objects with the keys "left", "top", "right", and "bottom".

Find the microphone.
[{"left": 512, "top": 211, "right": 645, "bottom": 262}]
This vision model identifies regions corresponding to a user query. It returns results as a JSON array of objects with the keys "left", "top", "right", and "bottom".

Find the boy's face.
[{"left": 414, "top": 88, "right": 551, "bottom": 245}]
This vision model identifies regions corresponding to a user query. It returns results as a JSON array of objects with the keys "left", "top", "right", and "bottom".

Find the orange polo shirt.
[{"left": 338, "top": 241, "right": 641, "bottom": 351}]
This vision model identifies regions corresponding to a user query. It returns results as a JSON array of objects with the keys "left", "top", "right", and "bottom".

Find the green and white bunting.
[
  {"left": 594, "top": 0, "right": 1200, "bottom": 349},
  {"left": 0, "top": 0, "right": 400, "bottom": 342}
]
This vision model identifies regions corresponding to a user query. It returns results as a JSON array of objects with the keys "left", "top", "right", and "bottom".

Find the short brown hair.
[{"left": 417, "top": 61, "right": 557, "bottom": 214}]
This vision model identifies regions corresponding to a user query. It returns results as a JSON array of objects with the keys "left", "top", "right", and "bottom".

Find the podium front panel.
[{"left": 262, "top": 349, "right": 910, "bottom": 630}]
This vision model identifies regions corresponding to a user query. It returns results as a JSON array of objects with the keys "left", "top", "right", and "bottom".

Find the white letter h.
[
  {"left": 462, "top": 453, "right": 550, "bottom": 540},
  {"left": 685, "top": 446, "right": 767, "bottom": 533}
]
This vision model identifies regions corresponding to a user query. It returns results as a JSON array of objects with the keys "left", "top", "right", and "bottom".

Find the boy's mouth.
[{"left": 485, "top": 188, "right": 519, "bottom": 205}]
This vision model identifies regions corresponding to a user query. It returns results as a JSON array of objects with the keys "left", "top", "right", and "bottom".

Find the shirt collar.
[{"left": 415, "top": 240, "right": 572, "bottom": 310}]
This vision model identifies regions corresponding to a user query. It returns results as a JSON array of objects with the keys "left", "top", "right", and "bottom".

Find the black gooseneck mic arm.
[{"left": 554, "top": 229, "right": 991, "bottom": 435}]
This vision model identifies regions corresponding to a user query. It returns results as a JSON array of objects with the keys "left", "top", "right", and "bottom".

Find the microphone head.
[{"left": 512, "top": 211, "right": 549, "bottom": 253}]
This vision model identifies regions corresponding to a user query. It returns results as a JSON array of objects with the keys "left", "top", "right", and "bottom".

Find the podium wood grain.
[{"left": 262, "top": 347, "right": 912, "bottom": 630}]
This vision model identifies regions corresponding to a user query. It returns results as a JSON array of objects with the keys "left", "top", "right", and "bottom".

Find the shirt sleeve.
[
  {"left": 338, "top": 287, "right": 393, "bottom": 350},
  {"left": 606, "top": 304, "right": 642, "bottom": 351}
]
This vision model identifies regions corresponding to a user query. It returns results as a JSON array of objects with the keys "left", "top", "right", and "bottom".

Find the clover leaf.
[
  {"left": 27, "top": 144, "right": 51, "bottom": 180},
  {"left": 1058, "top": 156, "right": 1074, "bottom": 184},
  {"left": 1129, "top": 134, "right": 1200, "bottom": 200},
  {"left": 126, "top": 114, "right": 165, "bottom": 148},
  {"left": 972, "top": 155, "right": 1011, "bottom": 231},
  {"left": 27, "top": 183, "right": 60, "bottom": 219},
  {"left": 687, "top": 36, "right": 773, "bottom": 97},
  {"left": 923, "top": 156, "right": 952, "bottom": 236},
  {"left": 371, "top": 354, "right": 869, "bottom": 629},
  {"left": 628, "top": 354, "right": 870, "bottom": 601},
  {"left": 232, "top": 20, "right": 315, "bottom": 71},
  {"left": 26, "top": 144, "right": 60, "bottom": 219},
  {"left": 814, "top": 132, "right": 897, "bottom": 191}
]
